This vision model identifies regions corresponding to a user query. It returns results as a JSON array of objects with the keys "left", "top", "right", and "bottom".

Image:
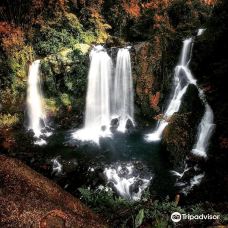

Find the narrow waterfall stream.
[
  {"left": 72, "top": 45, "right": 113, "bottom": 144},
  {"left": 26, "top": 60, "right": 49, "bottom": 145},
  {"left": 192, "top": 100, "right": 215, "bottom": 157},
  {"left": 112, "top": 47, "right": 134, "bottom": 132},
  {"left": 145, "top": 38, "right": 195, "bottom": 142},
  {"left": 145, "top": 32, "right": 215, "bottom": 159}
]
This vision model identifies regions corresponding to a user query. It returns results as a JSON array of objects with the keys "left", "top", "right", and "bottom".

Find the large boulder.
[
  {"left": 0, "top": 155, "right": 106, "bottom": 228},
  {"left": 162, "top": 84, "right": 204, "bottom": 168}
]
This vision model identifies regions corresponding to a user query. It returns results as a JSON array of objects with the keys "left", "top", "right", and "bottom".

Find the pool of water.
[{"left": 21, "top": 127, "right": 178, "bottom": 200}]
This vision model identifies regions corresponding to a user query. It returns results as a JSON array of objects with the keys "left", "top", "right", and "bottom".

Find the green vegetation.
[
  {"left": 0, "top": 114, "right": 19, "bottom": 128},
  {"left": 78, "top": 187, "right": 227, "bottom": 227}
]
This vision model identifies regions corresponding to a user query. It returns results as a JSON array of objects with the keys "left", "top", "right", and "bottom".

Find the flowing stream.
[{"left": 145, "top": 38, "right": 195, "bottom": 142}]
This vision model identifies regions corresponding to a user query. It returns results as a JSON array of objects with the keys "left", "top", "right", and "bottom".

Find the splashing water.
[
  {"left": 51, "top": 157, "right": 63, "bottom": 175},
  {"left": 197, "top": 28, "right": 206, "bottom": 36},
  {"left": 180, "top": 173, "right": 205, "bottom": 195},
  {"left": 72, "top": 45, "right": 113, "bottom": 144},
  {"left": 104, "top": 162, "right": 152, "bottom": 201},
  {"left": 26, "top": 60, "right": 49, "bottom": 145},
  {"left": 112, "top": 48, "right": 134, "bottom": 132},
  {"left": 145, "top": 38, "right": 194, "bottom": 142}
]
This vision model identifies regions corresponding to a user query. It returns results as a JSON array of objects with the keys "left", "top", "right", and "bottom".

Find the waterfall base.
[
  {"left": 72, "top": 127, "right": 112, "bottom": 145},
  {"left": 104, "top": 162, "right": 152, "bottom": 201}
]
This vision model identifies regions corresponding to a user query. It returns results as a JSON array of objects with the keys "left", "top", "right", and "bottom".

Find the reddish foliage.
[
  {"left": 150, "top": 91, "right": 160, "bottom": 108},
  {"left": 202, "top": 0, "right": 217, "bottom": 5},
  {"left": 0, "top": 22, "right": 24, "bottom": 54},
  {"left": 122, "top": 0, "right": 141, "bottom": 18}
]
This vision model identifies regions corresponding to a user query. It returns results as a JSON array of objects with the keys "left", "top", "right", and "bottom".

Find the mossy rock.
[{"left": 162, "top": 84, "right": 204, "bottom": 168}]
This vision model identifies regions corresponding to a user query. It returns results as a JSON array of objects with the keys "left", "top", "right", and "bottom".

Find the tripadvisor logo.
[
  {"left": 171, "top": 212, "right": 181, "bottom": 223},
  {"left": 171, "top": 212, "right": 220, "bottom": 223}
]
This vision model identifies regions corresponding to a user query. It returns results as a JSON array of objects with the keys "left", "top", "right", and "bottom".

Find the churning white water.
[
  {"left": 51, "top": 157, "right": 63, "bottom": 175},
  {"left": 197, "top": 28, "right": 206, "bottom": 36},
  {"left": 112, "top": 47, "right": 134, "bottom": 132},
  {"left": 72, "top": 45, "right": 113, "bottom": 144},
  {"left": 104, "top": 162, "right": 152, "bottom": 201},
  {"left": 27, "top": 60, "right": 48, "bottom": 145},
  {"left": 145, "top": 38, "right": 194, "bottom": 142}
]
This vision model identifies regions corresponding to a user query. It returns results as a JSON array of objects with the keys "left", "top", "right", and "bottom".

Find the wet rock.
[
  {"left": 126, "top": 119, "right": 134, "bottom": 130},
  {"left": 101, "top": 125, "right": 106, "bottom": 131},
  {"left": 110, "top": 118, "right": 119, "bottom": 128},
  {"left": 162, "top": 84, "right": 204, "bottom": 168},
  {"left": 62, "top": 158, "right": 78, "bottom": 173}
]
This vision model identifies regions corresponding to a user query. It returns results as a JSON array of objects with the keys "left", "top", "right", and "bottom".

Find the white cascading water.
[
  {"left": 27, "top": 60, "right": 47, "bottom": 145},
  {"left": 146, "top": 30, "right": 215, "bottom": 159},
  {"left": 104, "top": 162, "right": 152, "bottom": 201},
  {"left": 192, "top": 103, "right": 215, "bottom": 158},
  {"left": 112, "top": 47, "right": 134, "bottom": 132},
  {"left": 51, "top": 157, "right": 63, "bottom": 176},
  {"left": 145, "top": 38, "right": 195, "bottom": 142},
  {"left": 169, "top": 29, "right": 215, "bottom": 195},
  {"left": 72, "top": 45, "right": 113, "bottom": 144},
  {"left": 197, "top": 28, "right": 206, "bottom": 36},
  {"left": 191, "top": 29, "right": 215, "bottom": 158}
]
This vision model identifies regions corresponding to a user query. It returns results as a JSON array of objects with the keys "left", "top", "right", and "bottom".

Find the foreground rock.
[{"left": 0, "top": 155, "right": 106, "bottom": 228}]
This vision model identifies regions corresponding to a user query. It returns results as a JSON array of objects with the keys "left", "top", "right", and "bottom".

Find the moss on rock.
[{"left": 162, "top": 84, "right": 204, "bottom": 168}]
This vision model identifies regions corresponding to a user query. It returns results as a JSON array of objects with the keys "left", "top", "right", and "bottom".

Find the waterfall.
[
  {"left": 192, "top": 103, "right": 215, "bottom": 158},
  {"left": 145, "top": 38, "right": 194, "bottom": 142},
  {"left": 197, "top": 28, "right": 206, "bottom": 36},
  {"left": 26, "top": 60, "right": 47, "bottom": 145},
  {"left": 145, "top": 29, "right": 215, "bottom": 159},
  {"left": 72, "top": 45, "right": 113, "bottom": 144},
  {"left": 112, "top": 48, "right": 134, "bottom": 132}
]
